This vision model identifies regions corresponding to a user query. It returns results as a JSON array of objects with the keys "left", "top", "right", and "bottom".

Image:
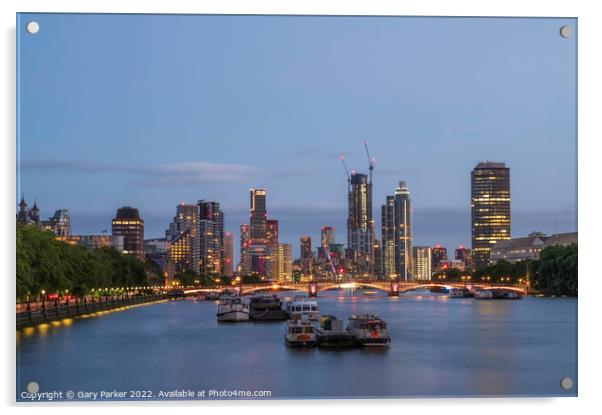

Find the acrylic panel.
[{"left": 16, "top": 13, "right": 577, "bottom": 401}]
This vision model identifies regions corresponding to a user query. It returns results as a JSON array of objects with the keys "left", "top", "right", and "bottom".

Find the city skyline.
[{"left": 17, "top": 15, "right": 577, "bottom": 260}]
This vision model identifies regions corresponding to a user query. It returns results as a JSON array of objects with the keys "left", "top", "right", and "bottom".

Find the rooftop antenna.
[{"left": 364, "top": 141, "right": 375, "bottom": 184}]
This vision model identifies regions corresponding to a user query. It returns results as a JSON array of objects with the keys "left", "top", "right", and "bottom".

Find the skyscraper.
[
  {"left": 166, "top": 203, "right": 198, "bottom": 273},
  {"left": 275, "top": 243, "right": 293, "bottom": 282},
  {"left": 347, "top": 173, "right": 374, "bottom": 277},
  {"left": 412, "top": 246, "right": 432, "bottom": 281},
  {"left": 197, "top": 201, "right": 225, "bottom": 276},
  {"left": 381, "top": 196, "right": 396, "bottom": 278},
  {"left": 248, "top": 189, "right": 268, "bottom": 276},
  {"left": 381, "top": 181, "right": 412, "bottom": 281},
  {"left": 266, "top": 219, "right": 279, "bottom": 280},
  {"left": 224, "top": 232, "right": 234, "bottom": 277},
  {"left": 471, "top": 162, "right": 511, "bottom": 269},
  {"left": 112, "top": 206, "right": 144, "bottom": 261},
  {"left": 239, "top": 224, "right": 250, "bottom": 274},
  {"left": 250, "top": 189, "right": 267, "bottom": 244},
  {"left": 300, "top": 235, "right": 313, "bottom": 276},
  {"left": 394, "top": 181, "right": 412, "bottom": 281}
]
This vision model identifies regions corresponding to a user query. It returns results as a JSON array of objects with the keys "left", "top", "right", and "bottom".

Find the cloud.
[
  {"left": 19, "top": 158, "right": 263, "bottom": 187},
  {"left": 133, "top": 162, "right": 262, "bottom": 187}
]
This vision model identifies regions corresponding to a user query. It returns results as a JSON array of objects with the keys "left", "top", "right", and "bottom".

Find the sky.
[{"left": 17, "top": 14, "right": 577, "bottom": 262}]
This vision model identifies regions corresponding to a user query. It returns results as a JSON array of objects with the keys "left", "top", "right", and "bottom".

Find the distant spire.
[{"left": 18, "top": 194, "right": 27, "bottom": 210}]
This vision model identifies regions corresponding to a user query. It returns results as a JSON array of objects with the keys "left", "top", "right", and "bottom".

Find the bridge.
[{"left": 182, "top": 280, "right": 529, "bottom": 297}]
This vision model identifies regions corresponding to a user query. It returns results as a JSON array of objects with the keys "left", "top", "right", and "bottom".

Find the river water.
[{"left": 16, "top": 290, "right": 577, "bottom": 400}]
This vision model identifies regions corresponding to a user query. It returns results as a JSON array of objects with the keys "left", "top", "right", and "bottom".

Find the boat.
[
  {"left": 248, "top": 294, "right": 288, "bottom": 321},
  {"left": 217, "top": 296, "right": 249, "bottom": 322},
  {"left": 346, "top": 314, "right": 391, "bottom": 347},
  {"left": 491, "top": 290, "right": 522, "bottom": 300},
  {"left": 315, "top": 315, "right": 356, "bottom": 348},
  {"left": 448, "top": 287, "right": 472, "bottom": 298},
  {"left": 204, "top": 291, "right": 220, "bottom": 301},
  {"left": 284, "top": 296, "right": 320, "bottom": 321},
  {"left": 474, "top": 290, "right": 493, "bottom": 299},
  {"left": 219, "top": 289, "right": 238, "bottom": 300},
  {"left": 284, "top": 316, "right": 317, "bottom": 347}
]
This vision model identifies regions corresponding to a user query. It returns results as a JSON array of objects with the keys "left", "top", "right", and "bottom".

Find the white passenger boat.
[
  {"left": 346, "top": 314, "right": 391, "bottom": 347},
  {"left": 284, "top": 296, "right": 320, "bottom": 321},
  {"left": 284, "top": 316, "right": 317, "bottom": 347},
  {"left": 216, "top": 297, "right": 249, "bottom": 322}
]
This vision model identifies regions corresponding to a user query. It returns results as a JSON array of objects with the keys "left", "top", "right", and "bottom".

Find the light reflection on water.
[{"left": 16, "top": 289, "right": 577, "bottom": 399}]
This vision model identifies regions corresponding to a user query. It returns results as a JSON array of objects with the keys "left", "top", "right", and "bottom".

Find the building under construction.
[{"left": 341, "top": 143, "right": 376, "bottom": 279}]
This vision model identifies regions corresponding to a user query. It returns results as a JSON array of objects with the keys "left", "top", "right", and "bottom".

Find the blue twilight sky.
[{"left": 17, "top": 14, "right": 577, "bottom": 261}]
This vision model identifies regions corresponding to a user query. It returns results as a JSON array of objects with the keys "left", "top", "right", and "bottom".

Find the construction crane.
[
  {"left": 323, "top": 242, "right": 339, "bottom": 282},
  {"left": 340, "top": 154, "right": 351, "bottom": 191},
  {"left": 364, "top": 141, "right": 375, "bottom": 184}
]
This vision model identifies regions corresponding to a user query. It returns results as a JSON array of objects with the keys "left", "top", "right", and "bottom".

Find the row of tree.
[
  {"left": 434, "top": 244, "right": 577, "bottom": 296},
  {"left": 17, "top": 225, "right": 149, "bottom": 300}
]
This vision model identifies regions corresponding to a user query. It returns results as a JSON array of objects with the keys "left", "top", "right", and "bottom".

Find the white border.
[{"left": 2, "top": 1, "right": 600, "bottom": 414}]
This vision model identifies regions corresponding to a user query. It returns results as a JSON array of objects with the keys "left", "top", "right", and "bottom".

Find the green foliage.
[
  {"left": 530, "top": 244, "right": 577, "bottom": 296},
  {"left": 16, "top": 225, "right": 149, "bottom": 300},
  {"left": 470, "top": 244, "right": 577, "bottom": 296},
  {"left": 241, "top": 274, "right": 261, "bottom": 284}
]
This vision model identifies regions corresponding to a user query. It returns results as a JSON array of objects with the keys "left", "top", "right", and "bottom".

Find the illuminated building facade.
[
  {"left": 166, "top": 203, "right": 198, "bottom": 273},
  {"left": 381, "top": 196, "right": 396, "bottom": 278},
  {"left": 41, "top": 209, "right": 72, "bottom": 237},
  {"left": 381, "top": 181, "right": 412, "bottom": 281},
  {"left": 347, "top": 173, "right": 374, "bottom": 277},
  {"left": 471, "top": 162, "right": 511, "bottom": 269},
  {"left": 239, "top": 224, "right": 250, "bottom": 274},
  {"left": 224, "top": 232, "right": 234, "bottom": 277},
  {"left": 248, "top": 189, "right": 268, "bottom": 276},
  {"left": 112, "top": 206, "right": 144, "bottom": 261},
  {"left": 455, "top": 246, "right": 472, "bottom": 268},
  {"left": 56, "top": 235, "right": 124, "bottom": 252},
  {"left": 300, "top": 235, "right": 313, "bottom": 276},
  {"left": 168, "top": 228, "right": 193, "bottom": 273},
  {"left": 412, "top": 246, "right": 432, "bottom": 281},
  {"left": 490, "top": 231, "right": 577, "bottom": 263},
  {"left": 431, "top": 244, "right": 448, "bottom": 271},
  {"left": 197, "top": 201, "right": 224, "bottom": 276},
  {"left": 266, "top": 219, "right": 279, "bottom": 279},
  {"left": 275, "top": 243, "right": 293, "bottom": 282}
]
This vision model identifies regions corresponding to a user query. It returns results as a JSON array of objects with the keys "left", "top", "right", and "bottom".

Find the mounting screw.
[
  {"left": 26, "top": 21, "right": 40, "bottom": 35},
  {"left": 559, "top": 25, "right": 571, "bottom": 38},
  {"left": 560, "top": 377, "right": 573, "bottom": 390}
]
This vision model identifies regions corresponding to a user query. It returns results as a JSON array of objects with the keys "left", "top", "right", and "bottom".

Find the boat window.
[
  {"left": 302, "top": 305, "right": 310, "bottom": 311},
  {"left": 310, "top": 306, "right": 317, "bottom": 311},
  {"left": 304, "top": 327, "right": 314, "bottom": 333},
  {"left": 291, "top": 327, "right": 303, "bottom": 334}
]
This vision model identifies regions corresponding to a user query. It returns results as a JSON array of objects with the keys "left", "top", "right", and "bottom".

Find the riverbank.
[{"left": 16, "top": 294, "right": 167, "bottom": 330}]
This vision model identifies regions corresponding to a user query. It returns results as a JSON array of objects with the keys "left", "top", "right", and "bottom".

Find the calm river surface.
[{"left": 16, "top": 290, "right": 577, "bottom": 400}]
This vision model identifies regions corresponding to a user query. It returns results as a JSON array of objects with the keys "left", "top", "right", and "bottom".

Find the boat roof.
[{"left": 349, "top": 314, "right": 383, "bottom": 320}]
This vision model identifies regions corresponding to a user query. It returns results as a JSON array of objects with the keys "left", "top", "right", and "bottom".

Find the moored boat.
[
  {"left": 474, "top": 290, "right": 493, "bottom": 299},
  {"left": 284, "top": 317, "right": 317, "bottom": 347},
  {"left": 448, "top": 287, "right": 472, "bottom": 298},
  {"left": 284, "top": 296, "right": 320, "bottom": 321},
  {"left": 217, "top": 297, "right": 249, "bottom": 322},
  {"left": 248, "top": 294, "right": 288, "bottom": 321},
  {"left": 346, "top": 314, "right": 391, "bottom": 347},
  {"left": 315, "top": 315, "right": 355, "bottom": 348}
]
